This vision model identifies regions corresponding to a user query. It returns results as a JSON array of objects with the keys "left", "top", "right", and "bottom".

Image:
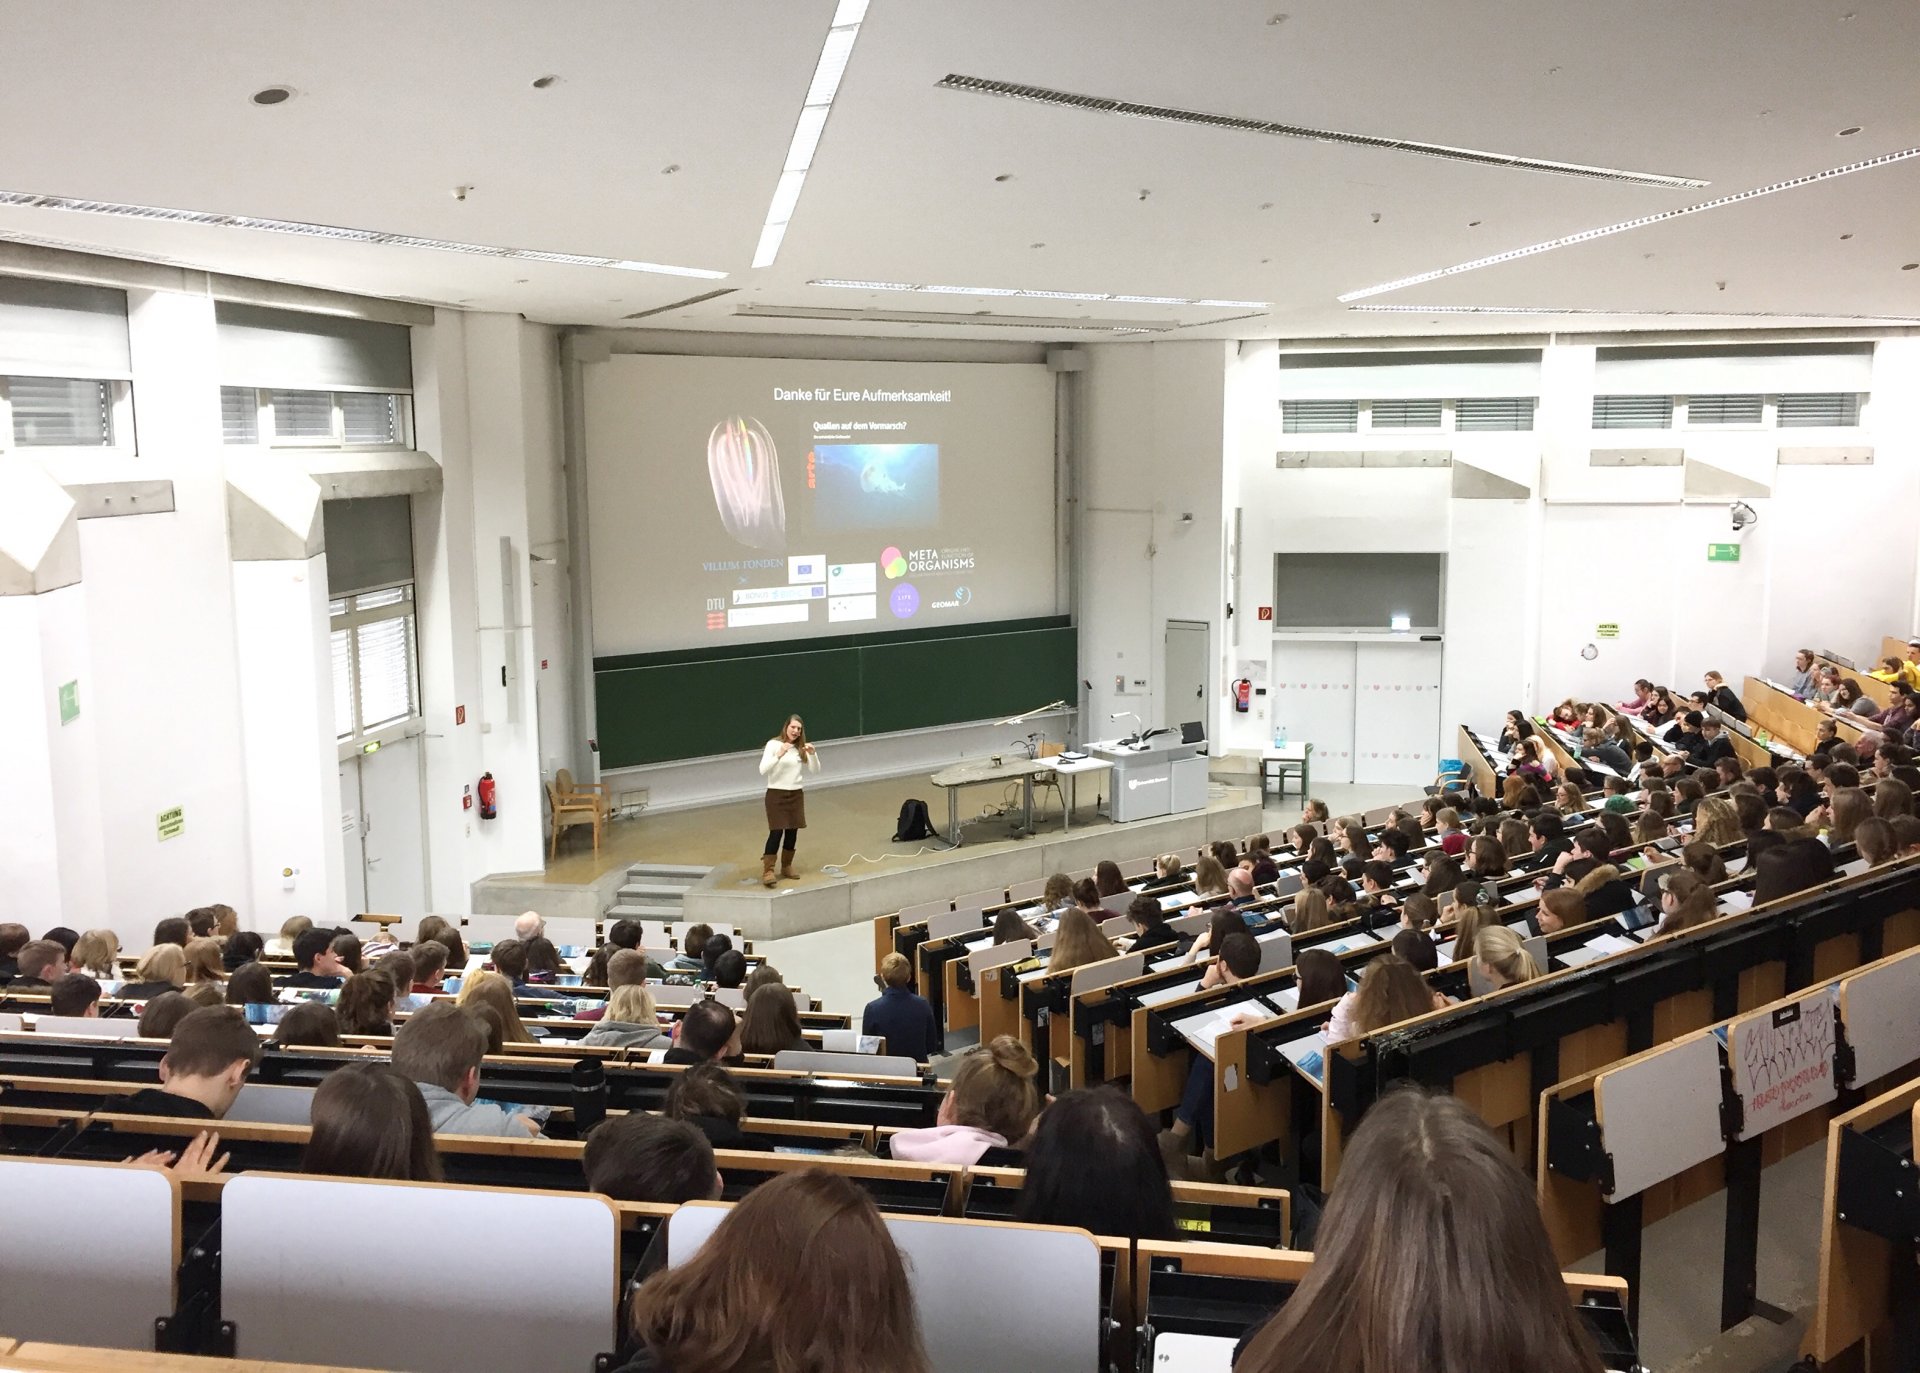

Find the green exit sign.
[{"left": 1707, "top": 542, "right": 1741, "bottom": 562}]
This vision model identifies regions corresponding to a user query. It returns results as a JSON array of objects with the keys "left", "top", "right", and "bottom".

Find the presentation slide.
[{"left": 583, "top": 355, "right": 1060, "bottom": 655}]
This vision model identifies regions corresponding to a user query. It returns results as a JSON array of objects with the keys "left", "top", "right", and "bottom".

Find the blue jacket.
[{"left": 861, "top": 985, "right": 942, "bottom": 1063}]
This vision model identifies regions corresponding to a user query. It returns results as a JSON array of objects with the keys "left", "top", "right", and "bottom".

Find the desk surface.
[
  {"left": 930, "top": 758, "right": 1049, "bottom": 787},
  {"left": 1262, "top": 742, "right": 1312, "bottom": 762},
  {"left": 1034, "top": 754, "right": 1114, "bottom": 775}
]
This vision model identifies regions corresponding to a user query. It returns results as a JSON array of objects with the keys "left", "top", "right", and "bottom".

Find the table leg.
[
  {"left": 948, "top": 788, "right": 961, "bottom": 847},
  {"left": 1302, "top": 754, "right": 1310, "bottom": 801},
  {"left": 1064, "top": 773, "right": 1075, "bottom": 835},
  {"left": 1022, "top": 774, "right": 1034, "bottom": 834}
]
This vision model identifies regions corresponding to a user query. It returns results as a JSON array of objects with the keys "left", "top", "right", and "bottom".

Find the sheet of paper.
[
  {"left": 1718, "top": 890, "right": 1755, "bottom": 913},
  {"left": 1170, "top": 998, "right": 1273, "bottom": 1055},
  {"left": 1583, "top": 932, "right": 1640, "bottom": 957},
  {"left": 1317, "top": 931, "right": 1383, "bottom": 955},
  {"left": 1508, "top": 886, "right": 1542, "bottom": 906},
  {"left": 1554, "top": 943, "right": 1612, "bottom": 969}
]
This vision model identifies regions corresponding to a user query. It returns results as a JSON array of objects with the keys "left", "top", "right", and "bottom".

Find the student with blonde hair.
[
  {"left": 1191, "top": 854, "right": 1230, "bottom": 898},
  {"left": 1287, "top": 887, "right": 1332, "bottom": 935},
  {"left": 1473, "top": 925, "right": 1541, "bottom": 990},
  {"left": 862, "top": 951, "right": 941, "bottom": 1062},
  {"left": 454, "top": 970, "right": 534, "bottom": 1044},
  {"left": 581, "top": 982, "right": 670, "bottom": 1050},
  {"left": 182, "top": 937, "right": 228, "bottom": 984},
  {"left": 70, "top": 929, "right": 120, "bottom": 980},
  {"left": 264, "top": 915, "right": 311, "bottom": 959},
  {"left": 890, "top": 1035, "right": 1041, "bottom": 1165},
  {"left": 119, "top": 943, "right": 189, "bottom": 1001}
]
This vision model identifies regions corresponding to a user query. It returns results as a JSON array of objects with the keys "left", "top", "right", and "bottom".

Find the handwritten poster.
[{"left": 1729, "top": 989, "right": 1837, "bottom": 1141}]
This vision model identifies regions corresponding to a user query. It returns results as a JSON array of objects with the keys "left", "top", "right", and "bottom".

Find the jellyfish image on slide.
[{"left": 706, "top": 415, "right": 786, "bottom": 549}]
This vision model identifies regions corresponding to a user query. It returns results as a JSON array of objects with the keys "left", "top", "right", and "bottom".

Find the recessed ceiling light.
[
  {"left": 936, "top": 73, "right": 1708, "bottom": 188},
  {"left": 994, "top": 173, "right": 1014, "bottom": 183},
  {"left": 531, "top": 75, "right": 559, "bottom": 90},
  {"left": 661, "top": 164, "right": 681, "bottom": 175},
  {"left": 0, "top": 186, "right": 727, "bottom": 278},
  {"left": 1837, "top": 126, "right": 1863, "bottom": 137},
  {"left": 250, "top": 86, "right": 294, "bottom": 106},
  {"left": 752, "top": 7, "right": 868, "bottom": 267},
  {"left": 1338, "top": 145, "right": 1920, "bottom": 301},
  {"left": 1348, "top": 302, "right": 1920, "bottom": 323}
]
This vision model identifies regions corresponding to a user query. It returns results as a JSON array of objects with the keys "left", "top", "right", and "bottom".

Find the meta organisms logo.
[{"left": 880, "top": 545, "right": 908, "bottom": 579}]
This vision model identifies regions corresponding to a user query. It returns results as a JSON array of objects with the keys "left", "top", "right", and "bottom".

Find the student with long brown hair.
[
  {"left": 1287, "top": 887, "right": 1332, "bottom": 935},
  {"left": 1445, "top": 882, "right": 1500, "bottom": 965},
  {"left": 620, "top": 1169, "right": 930, "bottom": 1373},
  {"left": 1045, "top": 907, "right": 1116, "bottom": 974},
  {"left": 756, "top": 712, "right": 820, "bottom": 887},
  {"left": 738, "top": 982, "right": 806, "bottom": 1055},
  {"left": 302, "top": 1062, "right": 442, "bottom": 1182},
  {"left": 1235, "top": 1086, "right": 1605, "bottom": 1373},
  {"left": 455, "top": 970, "right": 534, "bottom": 1044},
  {"left": 890, "top": 1035, "right": 1041, "bottom": 1165},
  {"left": 1327, "top": 955, "right": 1439, "bottom": 1042},
  {"left": 1653, "top": 869, "right": 1718, "bottom": 935}
]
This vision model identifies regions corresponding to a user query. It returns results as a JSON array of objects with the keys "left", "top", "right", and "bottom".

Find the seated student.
[
  {"left": 484, "top": 937, "right": 560, "bottom": 1001},
  {"left": 663, "top": 1061, "right": 767, "bottom": 1152},
  {"left": 221, "top": 931, "right": 265, "bottom": 973},
  {"left": 1192, "top": 854, "right": 1232, "bottom": 898},
  {"left": 699, "top": 932, "right": 735, "bottom": 981},
  {"left": 1044, "top": 907, "right": 1118, "bottom": 977},
  {"left": 1160, "top": 933, "right": 1265, "bottom": 1178},
  {"left": 120, "top": 944, "right": 189, "bottom": 1002},
  {"left": 891, "top": 1036, "right": 1042, "bottom": 1166},
  {"left": 138, "top": 990, "right": 199, "bottom": 1039},
  {"left": 280, "top": 928, "right": 347, "bottom": 989},
  {"left": 1023, "top": 1088, "right": 1177, "bottom": 1239},
  {"left": 121, "top": 1006, "right": 260, "bottom": 1120},
  {"left": 1293, "top": 947, "right": 1346, "bottom": 1009},
  {"left": 8, "top": 939, "right": 69, "bottom": 989},
  {"left": 1463, "top": 834, "right": 1508, "bottom": 879},
  {"left": 992, "top": 909, "right": 1037, "bottom": 946},
  {"left": 1246, "top": 838, "right": 1281, "bottom": 884},
  {"left": 302, "top": 1062, "right": 442, "bottom": 1182},
  {"left": 1328, "top": 954, "right": 1443, "bottom": 1042},
  {"left": 1286, "top": 887, "right": 1333, "bottom": 936},
  {"left": 329, "top": 931, "right": 364, "bottom": 976},
  {"left": 1702, "top": 670, "right": 1747, "bottom": 722},
  {"left": 1855, "top": 817, "right": 1897, "bottom": 868},
  {"left": 224, "top": 961, "right": 274, "bottom": 1006},
  {"left": 619, "top": 1170, "right": 928, "bottom": 1373},
  {"left": 1786, "top": 649, "right": 1817, "bottom": 698},
  {"left": 454, "top": 970, "right": 536, "bottom": 1044},
  {"left": 1419, "top": 853, "right": 1464, "bottom": 901},
  {"left": 1236, "top": 1086, "right": 1606, "bottom": 1373},
  {"left": 668, "top": 923, "right": 713, "bottom": 973},
  {"left": 336, "top": 968, "right": 397, "bottom": 1036},
  {"left": 375, "top": 949, "right": 425, "bottom": 1012},
  {"left": 271, "top": 1002, "right": 343, "bottom": 1047},
  {"left": 582, "top": 983, "right": 671, "bottom": 1050},
  {"left": 1890, "top": 814, "right": 1920, "bottom": 856},
  {"left": 1618, "top": 678, "right": 1655, "bottom": 717},
  {"left": 1226, "top": 867, "right": 1259, "bottom": 909},
  {"left": 574, "top": 948, "right": 650, "bottom": 1023},
  {"left": 1150, "top": 853, "right": 1185, "bottom": 885},
  {"left": 711, "top": 948, "right": 748, "bottom": 990},
  {"left": 408, "top": 938, "right": 450, "bottom": 995},
  {"left": 1752, "top": 836, "right": 1837, "bottom": 905},
  {"left": 0, "top": 922, "right": 30, "bottom": 982},
  {"left": 1652, "top": 868, "right": 1720, "bottom": 935},
  {"left": 1597, "top": 774, "right": 1635, "bottom": 814},
  {"left": 1697, "top": 715, "right": 1737, "bottom": 766},
  {"left": 1713, "top": 754, "right": 1744, "bottom": 790},
  {"left": 1512, "top": 812, "right": 1570, "bottom": 872},
  {"left": 152, "top": 916, "right": 191, "bottom": 949},
  {"left": 1357, "top": 860, "right": 1400, "bottom": 918},
  {"left": 1432, "top": 806, "right": 1468, "bottom": 856},
  {"left": 1875, "top": 777, "right": 1915, "bottom": 820},
  {"left": 520, "top": 934, "right": 566, "bottom": 986},
  {"left": 584, "top": 1113, "right": 722, "bottom": 1205},
  {"left": 1390, "top": 927, "right": 1439, "bottom": 973},
  {"left": 264, "top": 915, "right": 310, "bottom": 959},
  {"left": 69, "top": 928, "right": 120, "bottom": 981},
  {"left": 1122, "top": 893, "right": 1178, "bottom": 953},
  {"left": 1181, "top": 907, "right": 1250, "bottom": 966},
  {"left": 50, "top": 972, "right": 102, "bottom": 1018},
  {"left": 738, "top": 981, "right": 806, "bottom": 1055},
  {"left": 392, "top": 1002, "right": 539, "bottom": 1137},
  {"left": 666, "top": 998, "right": 742, "bottom": 1066},
  {"left": 1578, "top": 726, "right": 1632, "bottom": 777},
  {"left": 1535, "top": 887, "right": 1590, "bottom": 936},
  {"left": 1472, "top": 926, "right": 1542, "bottom": 990}
]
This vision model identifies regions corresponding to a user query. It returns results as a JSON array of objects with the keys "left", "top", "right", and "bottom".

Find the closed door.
[
  {"left": 345, "top": 735, "right": 429, "bottom": 918},
  {"left": 338, "top": 760, "right": 368, "bottom": 916},
  {"left": 1269, "top": 642, "right": 1357, "bottom": 784},
  {"left": 1353, "top": 641, "right": 1444, "bottom": 785},
  {"left": 1164, "top": 620, "right": 1209, "bottom": 735}
]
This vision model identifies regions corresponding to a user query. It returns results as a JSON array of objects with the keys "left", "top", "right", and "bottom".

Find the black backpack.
[{"left": 893, "top": 797, "right": 934, "bottom": 842}]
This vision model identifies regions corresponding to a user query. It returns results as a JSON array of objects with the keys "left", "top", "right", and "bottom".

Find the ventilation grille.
[
  {"left": 731, "top": 303, "right": 1174, "bottom": 332},
  {"left": 1776, "top": 392, "right": 1862, "bottom": 427},
  {"left": 220, "top": 386, "right": 258, "bottom": 444},
  {"left": 934, "top": 75, "right": 1706, "bottom": 187},
  {"left": 1593, "top": 395, "right": 1674, "bottom": 429},
  {"left": 1282, "top": 399, "right": 1359, "bottom": 433},
  {"left": 1455, "top": 396, "right": 1537, "bottom": 431},
  {"left": 1369, "top": 398, "right": 1443, "bottom": 429},
  {"left": 1687, "top": 394, "right": 1764, "bottom": 425}
]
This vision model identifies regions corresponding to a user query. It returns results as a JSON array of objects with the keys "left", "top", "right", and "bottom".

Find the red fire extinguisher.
[
  {"left": 477, "top": 772, "right": 497, "bottom": 819},
  {"left": 1233, "top": 679, "right": 1252, "bottom": 713}
]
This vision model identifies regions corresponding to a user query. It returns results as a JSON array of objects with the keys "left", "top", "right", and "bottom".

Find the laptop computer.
[{"left": 1180, "top": 720, "right": 1205, "bottom": 744}]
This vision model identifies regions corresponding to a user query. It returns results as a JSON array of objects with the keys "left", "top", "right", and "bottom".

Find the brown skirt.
[{"left": 765, "top": 787, "right": 807, "bottom": 830}]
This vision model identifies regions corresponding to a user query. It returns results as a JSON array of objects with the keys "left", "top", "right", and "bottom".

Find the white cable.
[{"left": 820, "top": 846, "right": 945, "bottom": 877}]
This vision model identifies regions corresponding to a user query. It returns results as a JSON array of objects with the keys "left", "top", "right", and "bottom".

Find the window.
[
  {"left": 330, "top": 586, "right": 420, "bottom": 744},
  {"left": 1282, "top": 399, "right": 1360, "bottom": 433},
  {"left": 1367, "top": 398, "right": 1443, "bottom": 430},
  {"left": 1684, "top": 393, "right": 1764, "bottom": 426},
  {"left": 1454, "top": 396, "right": 1536, "bottom": 431},
  {"left": 1776, "top": 392, "right": 1862, "bottom": 427},
  {"left": 1, "top": 375, "right": 116, "bottom": 447},
  {"left": 1592, "top": 395, "right": 1674, "bottom": 429},
  {"left": 220, "top": 387, "right": 412, "bottom": 448}
]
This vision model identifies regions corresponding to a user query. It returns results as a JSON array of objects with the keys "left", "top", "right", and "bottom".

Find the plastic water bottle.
[{"left": 1273, "top": 724, "right": 1288, "bottom": 748}]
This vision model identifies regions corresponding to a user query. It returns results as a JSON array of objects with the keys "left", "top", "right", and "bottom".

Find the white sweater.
[{"left": 758, "top": 739, "right": 821, "bottom": 790}]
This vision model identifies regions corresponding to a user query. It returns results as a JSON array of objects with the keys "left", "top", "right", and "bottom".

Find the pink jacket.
[{"left": 888, "top": 1123, "right": 1007, "bottom": 1166}]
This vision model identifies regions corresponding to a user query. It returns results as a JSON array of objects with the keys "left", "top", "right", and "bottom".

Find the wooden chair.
[
  {"left": 554, "top": 767, "right": 610, "bottom": 823},
  {"left": 1033, "top": 741, "right": 1066, "bottom": 817},
  {"left": 545, "top": 779, "right": 601, "bottom": 860}
]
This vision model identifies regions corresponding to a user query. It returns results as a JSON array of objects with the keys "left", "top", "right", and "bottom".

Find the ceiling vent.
[
  {"left": 732, "top": 303, "right": 1175, "bottom": 332},
  {"left": 935, "top": 75, "right": 1706, "bottom": 187}
]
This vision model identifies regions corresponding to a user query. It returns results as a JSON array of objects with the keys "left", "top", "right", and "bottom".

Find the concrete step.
[
  {"left": 618, "top": 882, "right": 691, "bottom": 901},
  {"left": 626, "top": 862, "right": 712, "bottom": 881},
  {"left": 607, "top": 902, "right": 683, "bottom": 920}
]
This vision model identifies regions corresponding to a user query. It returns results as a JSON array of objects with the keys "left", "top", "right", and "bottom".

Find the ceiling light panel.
[
  {"left": 808, "top": 279, "right": 1267, "bottom": 308},
  {"left": 1338, "top": 147, "right": 1920, "bottom": 302},
  {"left": 0, "top": 188, "right": 725, "bottom": 277},
  {"left": 936, "top": 74, "right": 1707, "bottom": 188},
  {"left": 1350, "top": 303, "right": 1920, "bottom": 323},
  {"left": 755, "top": 12, "right": 868, "bottom": 268}
]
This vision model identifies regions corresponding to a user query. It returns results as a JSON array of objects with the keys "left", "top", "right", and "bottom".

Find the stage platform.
[{"left": 471, "top": 771, "right": 1268, "bottom": 941}]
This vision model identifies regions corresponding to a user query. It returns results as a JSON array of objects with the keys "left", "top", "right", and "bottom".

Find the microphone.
[{"left": 1108, "top": 710, "right": 1143, "bottom": 745}]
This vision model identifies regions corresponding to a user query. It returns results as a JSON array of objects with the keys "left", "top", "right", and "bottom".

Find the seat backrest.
[
  {"left": 226, "top": 1082, "right": 316, "bottom": 1126},
  {"left": 222, "top": 1173, "right": 618, "bottom": 1373},
  {"left": 772, "top": 1049, "right": 921, "bottom": 1079},
  {"left": 555, "top": 767, "right": 576, "bottom": 793},
  {"left": 0, "top": 1157, "right": 177, "bottom": 1349}
]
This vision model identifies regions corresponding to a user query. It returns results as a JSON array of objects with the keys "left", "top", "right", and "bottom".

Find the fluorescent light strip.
[
  {"left": 1338, "top": 147, "right": 1920, "bottom": 302},
  {"left": 0, "top": 188, "right": 725, "bottom": 278},
  {"left": 1351, "top": 303, "right": 1920, "bottom": 323},
  {"left": 936, "top": 74, "right": 1707, "bottom": 189},
  {"left": 754, "top": 14, "right": 867, "bottom": 268},
  {"left": 809, "top": 278, "right": 1269, "bottom": 308}
]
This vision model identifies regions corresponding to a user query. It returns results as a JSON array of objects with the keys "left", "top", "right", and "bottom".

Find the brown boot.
[
  {"left": 760, "top": 853, "right": 777, "bottom": 887},
  {"left": 779, "top": 848, "right": 799, "bottom": 880}
]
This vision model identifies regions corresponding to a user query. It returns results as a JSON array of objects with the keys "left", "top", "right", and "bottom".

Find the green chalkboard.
[{"left": 594, "top": 617, "right": 1077, "bottom": 768}]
